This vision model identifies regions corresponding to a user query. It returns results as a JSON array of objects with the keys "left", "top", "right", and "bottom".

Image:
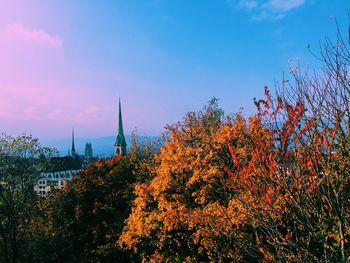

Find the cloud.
[
  {"left": 23, "top": 107, "right": 39, "bottom": 118},
  {"left": 47, "top": 109, "right": 65, "bottom": 119},
  {"left": 237, "top": 0, "right": 258, "bottom": 10},
  {"left": 0, "top": 84, "right": 51, "bottom": 120},
  {"left": 0, "top": 99, "right": 13, "bottom": 118},
  {"left": 251, "top": 11, "right": 286, "bottom": 21},
  {"left": 263, "top": 0, "right": 305, "bottom": 12},
  {"left": 1, "top": 23, "right": 63, "bottom": 49},
  {"left": 234, "top": 0, "right": 305, "bottom": 20}
]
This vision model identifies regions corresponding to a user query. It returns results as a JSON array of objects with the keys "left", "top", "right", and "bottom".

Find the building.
[
  {"left": 35, "top": 130, "right": 95, "bottom": 196},
  {"left": 115, "top": 98, "right": 127, "bottom": 156},
  {"left": 85, "top": 142, "right": 93, "bottom": 161},
  {"left": 36, "top": 99, "right": 126, "bottom": 196},
  {"left": 34, "top": 169, "right": 82, "bottom": 197},
  {"left": 34, "top": 154, "right": 83, "bottom": 196}
]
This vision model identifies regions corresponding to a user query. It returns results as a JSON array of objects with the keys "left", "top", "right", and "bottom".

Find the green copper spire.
[{"left": 115, "top": 98, "right": 127, "bottom": 156}]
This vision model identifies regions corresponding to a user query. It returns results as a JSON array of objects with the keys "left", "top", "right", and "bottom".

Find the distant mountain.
[{"left": 41, "top": 135, "right": 160, "bottom": 158}]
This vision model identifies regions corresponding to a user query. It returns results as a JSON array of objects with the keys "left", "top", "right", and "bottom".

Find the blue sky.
[{"left": 0, "top": 0, "right": 349, "bottom": 139}]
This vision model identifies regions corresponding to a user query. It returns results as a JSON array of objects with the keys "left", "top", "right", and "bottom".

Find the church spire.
[
  {"left": 115, "top": 98, "right": 127, "bottom": 156},
  {"left": 118, "top": 98, "right": 124, "bottom": 137},
  {"left": 71, "top": 128, "right": 77, "bottom": 157}
]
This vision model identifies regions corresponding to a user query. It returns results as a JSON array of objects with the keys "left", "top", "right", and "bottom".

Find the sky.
[{"left": 0, "top": 0, "right": 349, "bottom": 140}]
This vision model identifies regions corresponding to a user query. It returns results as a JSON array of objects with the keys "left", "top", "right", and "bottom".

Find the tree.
[
  {"left": 0, "top": 134, "right": 56, "bottom": 263},
  {"left": 119, "top": 22, "right": 350, "bottom": 262},
  {"left": 246, "top": 83, "right": 350, "bottom": 261},
  {"left": 28, "top": 146, "right": 154, "bottom": 262},
  {"left": 119, "top": 99, "right": 269, "bottom": 261},
  {"left": 237, "top": 20, "right": 350, "bottom": 261}
]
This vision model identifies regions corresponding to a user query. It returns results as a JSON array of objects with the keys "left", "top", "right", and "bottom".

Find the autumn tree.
[
  {"left": 119, "top": 99, "right": 272, "bottom": 261},
  {"left": 246, "top": 20, "right": 350, "bottom": 261},
  {"left": 119, "top": 22, "right": 350, "bottom": 262}
]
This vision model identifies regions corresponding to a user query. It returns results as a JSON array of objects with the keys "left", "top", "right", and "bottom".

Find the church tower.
[
  {"left": 115, "top": 98, "right": 127, "bottom": 156},
  {"left": 84, "top": 142, "right": 93, "bottom": 160},
  {"left": 71, "top": 129, "right": 77, "bottom": 158}
]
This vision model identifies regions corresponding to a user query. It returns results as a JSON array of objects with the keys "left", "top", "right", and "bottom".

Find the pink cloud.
[
  {"left": 0, "top": 80, "right": 119, "bottom": 138},
  {"left": 47, "top": 109, "right": 65, "bottom": 119},
  {"left": 2, "top": 23, "right": 63, "bottom": 49},
  {"left": 23, "top": 106, "right": 39, "bottom": 118},
  {"left": 0, "top": 84, "right": 48, "bottom": 120},
  {"left": 84, "top": 106, "right": 100, "bottom": 114},
  {"left": 0, "top": 99, "right": 13, "bottom": 118}
]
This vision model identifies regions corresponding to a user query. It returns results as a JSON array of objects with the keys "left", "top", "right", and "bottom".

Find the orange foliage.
[
  {"left": 119, "top": 89, "right": 350, "bottom": 261},
  {"left": 119, "top": 100, "right": 278, "bottom": 261}
]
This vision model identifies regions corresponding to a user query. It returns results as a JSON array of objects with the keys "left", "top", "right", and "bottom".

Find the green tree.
[{"left": 0, "top": 133, "right": 56, "bottom": 263}]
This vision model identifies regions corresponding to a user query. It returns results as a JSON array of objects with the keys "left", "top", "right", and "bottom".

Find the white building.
[{"left": 35, "top": 169, "right": 82, "bottom": 197}]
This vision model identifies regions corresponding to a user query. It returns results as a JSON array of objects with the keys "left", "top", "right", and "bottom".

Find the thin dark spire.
[
  {"left": 71, "top": 128, "right": 77, "bottom": 157},
  {"left": 115, "top": 98, "right": 127, "bottom": 156}
]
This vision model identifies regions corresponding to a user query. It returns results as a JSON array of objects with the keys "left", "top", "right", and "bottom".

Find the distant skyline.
[{"left": 0, "top": 0, "right": 349, "bottom": 140}]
